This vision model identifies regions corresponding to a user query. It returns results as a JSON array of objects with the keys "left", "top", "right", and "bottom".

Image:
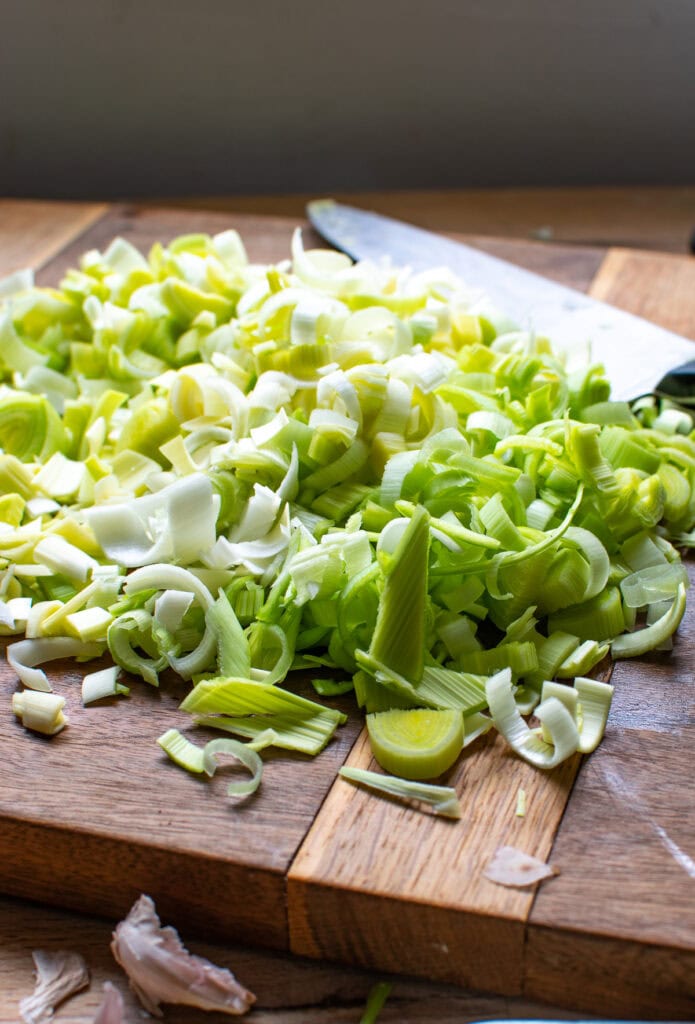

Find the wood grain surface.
[
  {"left": 0, "top": 200, "right": 106, "bottom": 277},
  {"left": 0, "top": 200, "right": 694, "bottom": 1020},
  {"left": 159, "top": 185, "right": 695, "bottom": 254}
]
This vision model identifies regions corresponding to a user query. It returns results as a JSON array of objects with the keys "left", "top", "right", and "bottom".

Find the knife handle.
[{"left": 655, "top": 357, "right": 695, "bottom": 403}]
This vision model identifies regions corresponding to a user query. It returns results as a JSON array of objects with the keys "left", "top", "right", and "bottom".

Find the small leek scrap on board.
[
  {"left": 0, "top": 230, "right": 693, "bottom": 795},
  {"left": 13, "top": 690, "right": 67, "bottom": 736}
]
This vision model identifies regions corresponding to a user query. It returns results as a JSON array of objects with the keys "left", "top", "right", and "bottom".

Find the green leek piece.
[
  {"left": 556, "top": 639, "right": 609, "bottom": 678},
  {"left": 157, "top": 728, "right": 206, "bottom": 773},
  {"left": 611, "top": 583, "right": 687, "bottom": 659},
  {"left": 0, "top": 394, "right": 67, "bottom": 462},
  {"left": 202, "top": 737, "right": 263, "bottom": 796},
  {"left": 547, "top": 586, "right": 625, "bottom": 642},
  {"left": 181, "top": 678, "right": 346, "bottom": 755},
  {"left": 339, "top": 766, "right": 462, "bottom": 819},
  {"left": 366, "top": 707, "right": 464, "bottom": 780},
  {"left": 310, "top": 676, "right": 354, "bottom": 697},
  {"left": 12, "top": 689, "right": 67, "bottom": 735},
  {"left": 368, "top": 506, "right": 430, "bottom": 685},
  {"left": 206, "top": 591, "right": 250, "bottom": 679}
]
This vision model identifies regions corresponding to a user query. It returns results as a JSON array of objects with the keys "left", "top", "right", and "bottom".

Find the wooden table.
[{"left": 1, "top": 190, "right": 694, "bottom": 1024}]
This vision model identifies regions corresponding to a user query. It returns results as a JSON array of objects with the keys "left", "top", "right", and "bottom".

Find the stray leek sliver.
[
  {"left": 13, "top": 690, "right": 67, "bottom": 735},
  {"left": 339, "top": 766, "right": 462, "bottom": 819},
  {"left": 158, "top": 728, "right": 206, "bottom": 773},
  {"left": 486, "top": 668, "right": 580, "bottom": 769}
]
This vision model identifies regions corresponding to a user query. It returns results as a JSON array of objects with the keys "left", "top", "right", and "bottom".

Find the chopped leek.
[
  {"left": 1, "top": 227, "right": 692, "bottom": 789},
  {"left": 13, "top": 690, "right": 67, "bottom": 735}
]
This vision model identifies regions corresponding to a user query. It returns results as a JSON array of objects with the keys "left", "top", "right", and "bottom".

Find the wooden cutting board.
[{"left": 1, "top": 203, "right": 694, "bottom": 1019}]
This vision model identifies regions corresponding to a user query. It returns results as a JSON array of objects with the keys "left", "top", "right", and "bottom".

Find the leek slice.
[
  {"left": 366, "top": 708, "right": 464, "bottom": 780},
  {"left": 181, "top": 678, "right": 346, "bottom": 755},
  {"left": 486, "top": 668, "right": 580, "bottom": 769},
  {"left": 157, "top": 728, "right": 206, "bottom": 773},
  {"left": 339, "top": 766, "right": 462, "bottom": 819},
  {"left": 12, "top": 690, "right": 67, "bottom": 735}
]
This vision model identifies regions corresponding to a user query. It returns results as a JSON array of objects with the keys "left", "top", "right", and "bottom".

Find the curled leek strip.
[
  {"left": 7, "top": 637, "right": 103, "bottom": 692},
  {"left": 486, "top": 668, "right": 580, "bottom": 769},
  {"left": 611, "top": 582, "right": 687, "bottom": 659},
  {"left": 203, "top": 738, "right": 263, "bottom": 797}
]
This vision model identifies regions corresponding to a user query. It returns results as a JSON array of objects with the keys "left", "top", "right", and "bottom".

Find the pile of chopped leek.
[{"left": 1, "top": 230, "right": 692, "bottom": 808}]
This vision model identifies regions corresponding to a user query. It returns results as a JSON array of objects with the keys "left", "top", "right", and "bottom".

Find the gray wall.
[{"left": 1, "top": 0, "right": 694, "bottom": 198}]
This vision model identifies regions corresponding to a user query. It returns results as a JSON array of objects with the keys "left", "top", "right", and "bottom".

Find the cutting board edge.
[
  {"left": 287, "top": 874, "right": 526, "bottom": 996},
  {"left": 0, "top": 813, "right": 290, "bottom": 950},
  {"left": 524, "top": 919, "right": 695, "bottom": 1019}
]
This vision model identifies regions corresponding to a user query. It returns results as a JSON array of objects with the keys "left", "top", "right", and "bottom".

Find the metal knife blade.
[{"left": 307, "top": 200, "right": 695, "bottom": 402}]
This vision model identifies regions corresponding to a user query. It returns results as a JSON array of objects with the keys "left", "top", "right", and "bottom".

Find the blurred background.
[{"left": 2, "top": 0, "right": 694, "bottom": 199}]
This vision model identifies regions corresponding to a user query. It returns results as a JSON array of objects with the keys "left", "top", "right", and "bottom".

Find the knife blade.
[{"left": 307, "top": 200, "right": 695, "bottom": 403}]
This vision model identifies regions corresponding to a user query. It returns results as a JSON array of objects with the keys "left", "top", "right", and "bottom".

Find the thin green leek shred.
[
  {"left": 2, "top": 229, "right": 694, "bottom": 779},
  {"left": 359, "top": 983, "right": 392, "bottom": 1024},
  {"left": 339, "top": 766, "right": 462, "bottom": 819}
]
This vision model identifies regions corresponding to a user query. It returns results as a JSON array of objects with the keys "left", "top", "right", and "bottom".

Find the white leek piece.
[
  {"left": 82, "top": 666, "right": 129, "bottom": 705},
  {"left": 84, "top": 473, "right": 218, "bottom": 568},
  {"left": 13, "top": 690, "right": 68, "bottom": 735},
  {"left": 33, "top": 536, "right": 98, "bottom": 582}
]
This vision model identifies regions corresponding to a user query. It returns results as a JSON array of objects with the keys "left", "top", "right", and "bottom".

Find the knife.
[{"left": 307, "top": 200, "right": 695, "bottom": 404}]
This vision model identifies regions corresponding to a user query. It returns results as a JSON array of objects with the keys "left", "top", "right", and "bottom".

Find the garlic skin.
[
  {"left": 110, "top": 895, "right": 255, "bottom": 1016},
  {"left": 92, "top": 982, "right": 125, "bottom": 1024},
  {"left": 19, "top": 950, "right": 89, "bottom": 1024},
  {"left": 483, "top": 844, "right": 559, "bottom": 888}
]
